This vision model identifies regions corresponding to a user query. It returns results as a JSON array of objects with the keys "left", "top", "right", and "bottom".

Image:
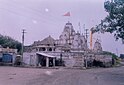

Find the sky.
[{"left": 0, "top": 0, "right": 123, "bottom": 55}]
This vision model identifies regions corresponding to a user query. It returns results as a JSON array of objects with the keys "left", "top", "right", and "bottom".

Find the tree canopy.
[
  {"left": 92, "top": 0, "right": 124, "bottom": 41},
  {"left": 103, "top": 51, "right": 118, "bottom": 59},
  {"left": 0, "top": 34, "right": 22, "bottom": 53}
]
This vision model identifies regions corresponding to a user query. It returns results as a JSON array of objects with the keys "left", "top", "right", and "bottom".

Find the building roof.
[
  {"left": 65, "top": 21, "right": 72, "bottom": 25},
  {"left": 40, "top": 35, "right": 55, "bottom": 45},
  {"left": 36, "top": 52, "right": 56, "bottom": 58},
  {"left": 32, "top": 35, "right": 55, "bottom": 46}
]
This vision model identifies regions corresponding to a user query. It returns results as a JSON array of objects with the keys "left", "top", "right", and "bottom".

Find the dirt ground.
[
  {"left": 0, "top": 66, "right": 124, "bottom": 85},
  {"left": 0, "top": 66, "right": 59, "bottom": 85}
]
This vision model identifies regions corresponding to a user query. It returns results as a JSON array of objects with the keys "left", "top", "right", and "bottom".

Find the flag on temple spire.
[{"left": 63, "top": 12, "right": 70, "bottom": 16}]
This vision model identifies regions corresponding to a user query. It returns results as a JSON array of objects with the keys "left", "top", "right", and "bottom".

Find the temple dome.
[{"left": 40, "top": 35, "right": 55, "bottom": 45}]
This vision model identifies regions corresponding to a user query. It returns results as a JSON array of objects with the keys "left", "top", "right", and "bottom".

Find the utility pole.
[
  {"left": 83, "top": 24, "right": 85, "bottom": 35},
  {"left": 78, "top": 22, "right": 81, "bottom": 35},
  {"left": 90, "top": 29, "right": 93, "bottom": 50},
  {"left": 22, "top": 29, "right": 26, "bottom": 64},
  {"left": 84, "top": 28, "right": 89, "bottom": 68},
  {"left": 85, "top": 29, "right": 89, "bottom": 41}
]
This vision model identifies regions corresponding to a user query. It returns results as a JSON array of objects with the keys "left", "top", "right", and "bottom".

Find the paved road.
[{"left": 0, "top": 66, "right": 124, "bottom": 85}]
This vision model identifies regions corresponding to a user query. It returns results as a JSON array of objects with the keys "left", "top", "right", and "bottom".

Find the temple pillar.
[
  {"left": 53, "top": 58, "right": 55, "bottom": 67},
  {"left": 46, "top": 57, "right": 49, "bottom": 67}
]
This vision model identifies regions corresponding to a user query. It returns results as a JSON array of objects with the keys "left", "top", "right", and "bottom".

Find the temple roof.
[
  {"left": 65, "top": 21, "right": 72, "bottom": 25},
  {"left": 63, "top": 22, "right": 75, "bottom": 34},
  {"left": 32, "top": 35, "right": 55, "bottom": 46},
  {"left": 41, "top": 35, "right": 55, "bottom": 44}
]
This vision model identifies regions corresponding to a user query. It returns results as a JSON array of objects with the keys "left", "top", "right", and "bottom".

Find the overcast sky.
[{"left": 0, "top": 0, "right": 123, "bottom": 55}]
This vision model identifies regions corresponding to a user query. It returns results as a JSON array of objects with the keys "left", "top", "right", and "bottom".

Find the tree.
[
  {"left": 103, "top": 51, "right": 118, "bottom": 59},
  {"left": 0, "top": 34, "right": 22, "bottom": 53},
  {"left": 93, "top": 0, "right": 124, "bottom": 41}
]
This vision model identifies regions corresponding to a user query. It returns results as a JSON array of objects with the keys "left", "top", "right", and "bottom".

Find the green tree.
[
  {"left": 0, "top": 34, "right": 22, "bottom": 53},
  {"left": 93, "top": 0, "right": 124, "bottom": 41},
  {"left": 103, "top": 51, "right": 118, "bottom": 59}
]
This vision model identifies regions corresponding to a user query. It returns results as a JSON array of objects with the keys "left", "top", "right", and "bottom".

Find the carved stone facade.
[
  {"left": 31, "top": 35, "right": 56, "bottom": 52},
  {"left": 55, "top": 21, "right": 87, "bottom": 52},
  {"left": 25, "top": 21, "right": 87, "bottom": 53},
  {"left": 23, "top": 22, "right": 106, "bottom": 67},
  {"left": 93, "top": 40, "right": 102, "bottom": 52},
  {"left": 58, "top": 22, "right": 75, "bottom": 45}
]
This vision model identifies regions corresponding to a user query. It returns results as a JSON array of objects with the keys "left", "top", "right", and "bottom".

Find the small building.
[
  {"left": 23, "top": 52, "right": 56, "bottom": 67},
  {"left": 93, "top": 40, "right": 102, "bottom": 52},
  {"left": 0, "top": 46, "right": 17, "bottom": 65}
]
